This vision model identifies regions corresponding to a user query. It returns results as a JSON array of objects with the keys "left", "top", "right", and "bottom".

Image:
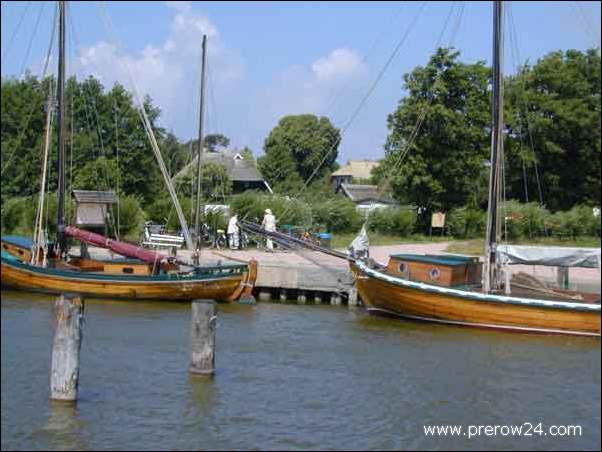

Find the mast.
[
  {"left": 194, "top": 34, "right": 207, "bottom": 262},
  {"left": 483, "top": 0, "right": 504, "bottom": 293},
  {"left": 56, "top": 0, "right": 67, "bottom": 256}
]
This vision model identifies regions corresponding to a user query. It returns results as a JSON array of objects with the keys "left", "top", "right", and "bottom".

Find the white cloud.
[
  {"left": 311, "top": 48, "right": 365, "bottom": 82},
  {"left": 74, "top": 3, "right": 243, "bottom": 129},
  {"left": 165, "top": 1, "right": 191, "bottom": 13},
  {"left": 262, "top": 47, "right": 367, "bottom": 123}
]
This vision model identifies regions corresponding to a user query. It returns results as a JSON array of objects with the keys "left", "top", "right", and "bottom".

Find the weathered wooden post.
[
  {"left": 50, "top": 294, "right": 84, "bottom": 401},
  {"left": 258, "top": 290, "right": 271, "bottom": 302},
  {"left": 557, "top": 266, "right": 569, "bottom": 289},
  {"left": 347, "top": 287, "right": 359, "bottom": 307},
  {"left": 189, "top": 300, "right": 216, "bottom": 376},
  {"left": 279, "top": 289, "right": 288, "bottom": 303}
]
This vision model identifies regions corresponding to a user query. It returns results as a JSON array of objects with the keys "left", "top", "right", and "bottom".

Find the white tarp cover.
[
  {"left": 497, "top": 245, "right": 601, "bottom": 269},
  {"left": 349, "top": 224, "right": 370, "bottom": 259}
]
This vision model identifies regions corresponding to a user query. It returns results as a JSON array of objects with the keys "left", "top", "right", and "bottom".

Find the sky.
[{"left": 1, "top": 1, "right": 600, "bottom": 164}]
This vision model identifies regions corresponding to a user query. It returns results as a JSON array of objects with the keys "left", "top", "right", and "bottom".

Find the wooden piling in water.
[
  {"left": 279, "top": 289, "right": 288, "bottom": 303},
  {"left": 50, "top": 294, "right": 84, "bottom": 402},
  {"left": 347, "top": 287, "right": 359, "bottom": 307},
  {"left": 189, "top": 300, "right": 216, "bottom": 376}
]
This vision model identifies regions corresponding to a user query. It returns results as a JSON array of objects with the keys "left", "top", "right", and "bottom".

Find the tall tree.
[
  {"left": 505, "top": 49, "right": 601, "bottom": 210},
  {"left": 258, "top": 114, "right": 341, "bottom": 192},
  {"left": 376, "top": 48, "right": 491, "bottom": 213}
]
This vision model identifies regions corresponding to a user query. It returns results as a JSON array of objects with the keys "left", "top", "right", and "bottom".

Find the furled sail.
[{"left": 65, "top": 226, "right": 167, "bottom": 265}]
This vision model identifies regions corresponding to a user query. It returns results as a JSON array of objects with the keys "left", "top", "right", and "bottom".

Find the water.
[{"left": 2, "top": 290, "right": 600, "bottom": 451}]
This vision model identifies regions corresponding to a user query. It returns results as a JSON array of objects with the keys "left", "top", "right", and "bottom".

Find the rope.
[
  {"left": 1, "top": 2, "right": 57, "bottom": 178},
  {"left": 280, "top": 1, "right": 428, "bottom": 221},
  {"left": 98, "top": 1, "right": 194, "bottom": 250},
  {"left": 1, "top": 0, "right": 32, "bottom": 65},
  {"left": 18, "top": 2, "right": 45, "bottom": 79}
]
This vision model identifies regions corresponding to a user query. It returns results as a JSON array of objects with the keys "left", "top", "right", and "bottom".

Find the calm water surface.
[{"left": 1, "top": 290, "right": 600, "bottom": 451}]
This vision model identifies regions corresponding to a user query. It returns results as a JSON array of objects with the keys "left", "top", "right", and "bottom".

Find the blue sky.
[{"left": 2, "top": 1, "right": 600, "bottom": 164}]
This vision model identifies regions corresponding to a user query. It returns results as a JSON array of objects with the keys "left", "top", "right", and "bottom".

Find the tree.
[
  {"left": 174, "top": 162, "right": 232, "bottom": 201},
  {"left": 258, "top": 114, "right": 341, "bottom": 192},
  {"left": 504, "top": 49, "right": 601, "bottom": 210},
  {"left": 203, "top": 133, "right": 230, "bottom": 152},
  {"left": 375, "top": 48, "right": 491, "bottom": 213}
]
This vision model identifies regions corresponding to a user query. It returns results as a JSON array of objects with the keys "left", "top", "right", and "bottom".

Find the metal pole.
[
  {"left": 483, "top": 0, "right": 504, "bottom": 293},
  {"left": 57, "top": 1, "right": 67, "bottom": 256},
  {"left": 194, "top": 35, "right": 207, "bottom": 263}
]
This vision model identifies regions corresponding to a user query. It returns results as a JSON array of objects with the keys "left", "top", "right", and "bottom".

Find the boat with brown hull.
[
  {"left": 1, "top": 235, "right": 257, "bottom": 302},
  {"left": 351, "top": 259, "right": 600, "bottom": 337}
]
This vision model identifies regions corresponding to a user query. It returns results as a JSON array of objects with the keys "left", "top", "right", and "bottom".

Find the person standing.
[
  {"left": 261, "top": 208, "right": 276, "bottom": 252},
  {"left": 227, "top": 214, "right": 239, "bottom": 249}
]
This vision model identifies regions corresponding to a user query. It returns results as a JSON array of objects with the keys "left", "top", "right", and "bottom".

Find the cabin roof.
[
  {"left": 331, "top": 160, "right": 379, "bottom": 179},
  {"left": 390, "top": 254, "right": 477, "bottom": 266},
  {"left": 72, "top": 190, "right": 117, "bottom": 204},
  {"left": 173, "top": 150, "right": 265, "bottom": 182},
  {"left": 339, "top": 183, "right": 397, "bottom": 204}
]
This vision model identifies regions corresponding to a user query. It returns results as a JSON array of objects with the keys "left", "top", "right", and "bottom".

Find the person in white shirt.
[
  {"left": 261, "top": 208, "right": 276, "bottom": 252},
  {"left": 227, "top": 214, "right": 239, "bottom": 249}
]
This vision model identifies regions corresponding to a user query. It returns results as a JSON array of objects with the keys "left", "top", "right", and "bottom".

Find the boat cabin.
[{"left": 387, "top": 254, "right": 482, "bottom": 288}]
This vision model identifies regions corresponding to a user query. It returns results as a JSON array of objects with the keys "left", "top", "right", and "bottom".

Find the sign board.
[{"left": 431, "top": 212, "right": 446, "bottom": 228}]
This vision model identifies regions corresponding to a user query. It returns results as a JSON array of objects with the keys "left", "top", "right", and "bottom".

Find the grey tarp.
[{"left": 497, "top": 245, "right": 601, "bottom": 269}]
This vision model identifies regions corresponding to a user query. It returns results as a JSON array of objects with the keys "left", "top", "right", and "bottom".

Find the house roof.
[
  {"left": 72, "top": 190, "right": 117, "bottom": 204},
  {"left": 331, "top": 160, "right": 379, "bottom": 180},
  {"left": 173, "top": 150, "right": 265, "bottom": 182},
  {"left": 339, "top": 183, "right": 397, "bottom": 204}
]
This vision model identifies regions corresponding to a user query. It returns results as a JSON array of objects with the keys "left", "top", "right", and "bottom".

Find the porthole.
[
  {"left": 122, "top": 267, "right": 134, "bottom": 274},
  {"left": 429, "top": 267, "right": 441, "bottom": 281},
  {"left": 399, "top": 262, "right": 408, "bottom": 273}
]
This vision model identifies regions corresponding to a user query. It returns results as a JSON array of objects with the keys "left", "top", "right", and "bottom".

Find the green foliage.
[
  {"left": 505, "top": 49, "right": 601, "bottom": 210},
  {"left": 72, "top": 157, "right": 119, "bottom": 191},
  {"left": 367, "top": 208, "right": 417, "bottom": 236},
  {"left": 259, "top": 114, "right": 341, "bottom": 192},
  {"left": 378, "top": 48, "right": 491, "bottom": 212},
  {"left": 311, "top": 197, "right": 363, "bottom": 233},
  {"left": 229, "top": 192, "right": 312, "bottom": 227},
  {"left": 174, "top": 162, "right": 232, "bottom": 201},
  {"left": 203, "top": 134, "right": 230, "bottom": 152},
  {"left": 447, "top": 207, "right": 487, "bottom": 238},
  {"left": 548, "top": 205, "right": 601, "bottom": 238},
  {"left": 501, "top": 200, "right": 550, "bottom": 240},
  {"left": 117, "top": 195, "right": 146, "bottom": 239}
]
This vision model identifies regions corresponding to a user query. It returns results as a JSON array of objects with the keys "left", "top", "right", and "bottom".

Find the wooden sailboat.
[
  {"left": 350, "top": 1, "right": 601, "bottom": 336},
  {"left": 1, "top": 1, "right": 257, "bottom": 302}
]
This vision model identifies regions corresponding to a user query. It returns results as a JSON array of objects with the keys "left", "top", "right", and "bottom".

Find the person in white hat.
[{"left": 261, "top": 208, "right": 276, "bottom": 252}]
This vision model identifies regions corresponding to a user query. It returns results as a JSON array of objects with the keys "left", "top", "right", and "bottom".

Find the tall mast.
[
  {"left": 483, "top": 0, "right": 504, "bottom": 293},
  {"left": 194, "top": 34, "right": 207, "bottom": 260},
  {"left": 57, "top": 0, "right": 67, "bottom": 256}
]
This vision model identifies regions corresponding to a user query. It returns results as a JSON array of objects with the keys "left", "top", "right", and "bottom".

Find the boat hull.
[
  {"left": 1, "top": 256, "right": 256, "bottom": 302},
  {"left": 351, "top": 261, "right": 601, "bottom": 337}
]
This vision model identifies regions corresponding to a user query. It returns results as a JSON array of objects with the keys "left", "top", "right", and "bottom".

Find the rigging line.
[
  {"left": 19, "top": 2, "right": 46, "bottom": 77},
  {"left": 506, "top": 3, "right": 529, "bottom": 204},
  {"left": 572, "top": 1, "right": 601, "bottom": 48},
  {"left": 19, "top": 1, "right": 45, "bottom": 78},
  {"left": 1, "top": 0, "right": 32, "bottom": 65},
  {"left": 507, "top": 4, "right": 545, "bottom": 207},
  {"left": 68, "top": 10, "right": 118, "bottom": 232},
  {"left": 98, "top": 1, "right": 194, "bottom": 250},
  {"left": 68, "top": 14, "right": 107, "bottom": 157},
  {"left": 377, "top": 1, "right": 464, "bottom": 195},
  {"left": 281, "top": 1, "right": 428, "bottom": 220},
  {"left": 320, "top": 3, "right": 407, "bottom": 123},
  {"left": 1, "top": 2, "right": 57, "bottom": 178}
]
